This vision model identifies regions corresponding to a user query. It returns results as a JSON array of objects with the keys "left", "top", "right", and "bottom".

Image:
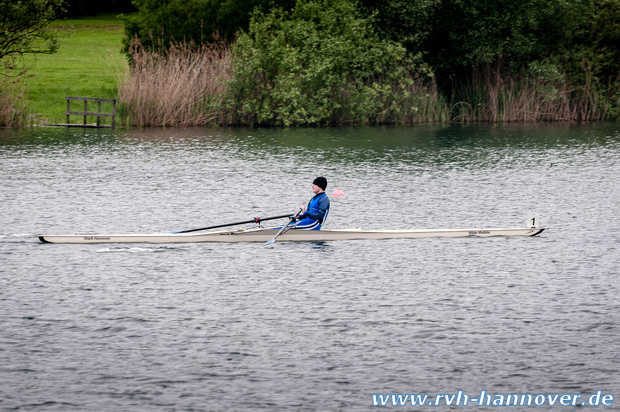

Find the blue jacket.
[{"left": 298, "top": 193, "right": 330, "bottom": 223}]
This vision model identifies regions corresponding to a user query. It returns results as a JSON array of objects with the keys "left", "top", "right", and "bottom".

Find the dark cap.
[{"left": 313, "top": 177, "right": 327, "bottom": 190}]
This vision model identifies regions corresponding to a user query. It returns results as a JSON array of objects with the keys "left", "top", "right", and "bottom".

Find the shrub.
[{"left": 228, "top": 0, "right": 443, "bottom": 126}]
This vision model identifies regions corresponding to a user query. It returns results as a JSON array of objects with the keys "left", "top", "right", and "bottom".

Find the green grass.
[{"left": 18, "top": 14, "right": 128, "bottom": 124}]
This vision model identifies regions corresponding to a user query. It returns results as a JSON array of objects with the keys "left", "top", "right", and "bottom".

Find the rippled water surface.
[{"left": 1, "top": 124, "right": 619, "bottom": 411}]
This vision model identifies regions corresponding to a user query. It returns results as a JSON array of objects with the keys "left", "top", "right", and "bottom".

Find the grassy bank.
[{"left": 17, "top": 14, "right": 127, "bottom": 125}]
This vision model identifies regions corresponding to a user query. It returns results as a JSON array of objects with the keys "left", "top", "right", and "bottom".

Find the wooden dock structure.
[{"left": 58, "top": 96, "right": 117, "bottom": 128}]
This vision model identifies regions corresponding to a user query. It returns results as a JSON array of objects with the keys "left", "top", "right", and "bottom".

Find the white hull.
[{"left": 38, "top": 227, "right": 547, "bottom": 244}]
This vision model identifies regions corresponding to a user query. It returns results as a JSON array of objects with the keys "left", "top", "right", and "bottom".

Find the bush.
[{"left": 228, "top": 0, "right": 443, "bottom": 126}]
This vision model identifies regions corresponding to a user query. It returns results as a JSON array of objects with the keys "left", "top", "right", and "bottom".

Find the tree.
[
  {"left": 360, "top": 0, "right": 593, "bottom": 86},
  {"left": 0, "top": 0, "right": 66, "bottom": 73},
  {"left": 559, "top": 0, "right": 620, "bottom": 117},
  {"left": 121, "top": 0, "right": 296, "bottom": 55},
  {"left": 62, "top": 0, "right": 134, "bottom": 17}
]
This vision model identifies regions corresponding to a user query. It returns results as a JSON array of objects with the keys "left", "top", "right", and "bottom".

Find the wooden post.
[
  {"left": 83, "top": 100, "right": 87, "bottom": 125},
  {"left": 97, "top": 101, "right": 101, "bottom": 126},
  {"left": 112, "top": 99, "right": 117, "bottom": 128},
  {"left": 66, "top": 99, "right": 70, "bottom": 124}
]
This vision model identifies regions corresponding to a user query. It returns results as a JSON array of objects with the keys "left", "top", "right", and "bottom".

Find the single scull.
[{"left": 38, "top": 226, "right": 547, "bottom": 244}]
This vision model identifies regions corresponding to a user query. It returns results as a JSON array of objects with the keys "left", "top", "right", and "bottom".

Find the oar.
[
  {"left": 171, "top": 214, "right": 292, "bottom": 234},
  {"left": 264, "top": 209, "right": 302, "bottom": 246}
]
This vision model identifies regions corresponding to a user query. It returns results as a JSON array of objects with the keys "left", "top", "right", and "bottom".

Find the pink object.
[{"left": 332, "top": 189, "right": 345, "bottom": 197}]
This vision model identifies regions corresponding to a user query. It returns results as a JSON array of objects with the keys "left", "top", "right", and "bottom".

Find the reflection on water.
[
  {"left": 1, "top": 122, "right": 616, "bottom": 148},
  {"left": 1, "top": 124, "right": 619, "bottom": 411}
]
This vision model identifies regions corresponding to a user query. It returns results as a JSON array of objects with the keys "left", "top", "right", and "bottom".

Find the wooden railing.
[{"left": 65, "top": 96, "right": 117, "bottom": 128}]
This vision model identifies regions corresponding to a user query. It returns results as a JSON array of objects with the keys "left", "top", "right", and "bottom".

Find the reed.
[
  {"left": 451, "top": 61, "right": 612, "bottom": 123},
  {"left": 117, "top": 37, "right": 232, "bottom": 127},
  {"left": 0, "top": 76, "right": 29, "bottom": 127}
]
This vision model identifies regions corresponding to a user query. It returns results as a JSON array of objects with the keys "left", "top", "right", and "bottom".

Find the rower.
[{"left": 294, "top": 177, "right": 330, "bottom": 230}]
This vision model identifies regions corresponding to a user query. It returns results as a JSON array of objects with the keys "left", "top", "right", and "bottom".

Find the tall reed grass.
[
  {"left": 451, "top": 61, "right": 612, "bottom": 122},
  {"left": 117, "top": 37, "right": 232, "bottom": 127},
  {"left": 0, "top": 76, "right": 29, "bottom": 127}
]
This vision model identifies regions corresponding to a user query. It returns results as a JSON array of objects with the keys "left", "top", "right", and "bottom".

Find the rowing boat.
[{"left": 38, "top": 226, "right": 547, "bottom": 244}]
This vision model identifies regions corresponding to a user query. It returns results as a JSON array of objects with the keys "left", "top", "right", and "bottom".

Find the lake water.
[{"left": 1, "top": 124, "right": 619, "bottom": 411}]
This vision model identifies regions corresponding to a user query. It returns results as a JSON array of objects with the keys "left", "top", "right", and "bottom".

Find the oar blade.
[{"left": 263, "top": 238, "right": 276, "bottom": 246}]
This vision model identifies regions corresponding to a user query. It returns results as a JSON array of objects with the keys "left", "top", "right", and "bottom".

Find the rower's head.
[{"left": 312, "top": 176, "right": 327, "bottom": 193}]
